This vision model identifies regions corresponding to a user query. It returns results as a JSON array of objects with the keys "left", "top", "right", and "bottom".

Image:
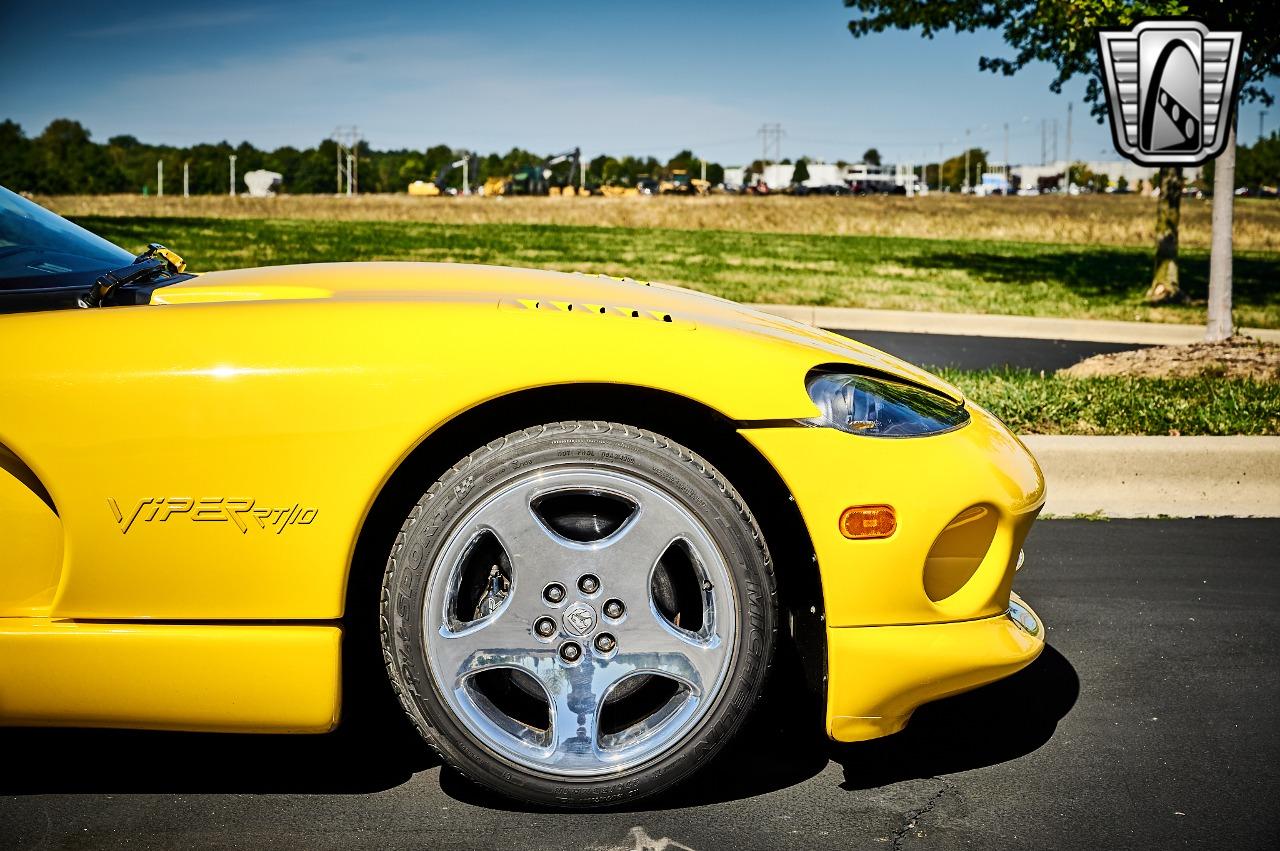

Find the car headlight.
[{"left": 805, "top": 370, "right": 970, "bottom": 437}]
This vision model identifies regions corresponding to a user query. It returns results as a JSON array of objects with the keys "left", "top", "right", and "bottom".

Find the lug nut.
[
  {"left": 543, "top": 583, "right": 566, "bottom": 604},
  {"left": 559, "top": 641, "right": 582, "bottom": 662},
  {"left": 594, "top": 633, "right": 616, "bottom": 653},
  {"left": 535, "top": 617, "right": 557, "bottom": 638},
  {"left": 578, "top": 574, "right": 600, "bottom": 595},
  {"left": 603, "top": 599, "right": 625, "bottom": 619}
]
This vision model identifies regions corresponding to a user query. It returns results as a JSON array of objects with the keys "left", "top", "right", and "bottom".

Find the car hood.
[{"left": 153, "top": 262, "right": 964, "bottom": 401}]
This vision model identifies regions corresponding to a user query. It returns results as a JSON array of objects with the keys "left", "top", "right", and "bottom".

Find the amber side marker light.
[{"left": 839, "top": 504, "right": 897, "bottom": 539}]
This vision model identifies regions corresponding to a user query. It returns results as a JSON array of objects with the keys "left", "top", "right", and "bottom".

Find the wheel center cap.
[{"left": 561, "top": 602, "right": 596, "bottom": 637}]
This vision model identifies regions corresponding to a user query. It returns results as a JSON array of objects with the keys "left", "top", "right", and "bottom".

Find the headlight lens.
[{"left": 805, "top": 371, "right": 970, "bottom": 437}]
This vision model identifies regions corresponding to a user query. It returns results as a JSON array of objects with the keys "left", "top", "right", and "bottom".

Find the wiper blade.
[{"left": 79, "top": 243, "right": 186, "bottom": 308}]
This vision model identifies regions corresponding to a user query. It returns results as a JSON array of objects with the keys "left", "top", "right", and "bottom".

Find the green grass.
[
  {"left": 941, "top": 369, "right": 1279, "bottom": 435},
  {"left": 74, "top": 215, "right": 1280, "bottom": 328}
]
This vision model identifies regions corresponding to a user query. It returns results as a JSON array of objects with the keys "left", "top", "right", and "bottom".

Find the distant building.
[
  {"left": 728, "top": 161, "right": 922, "bottom": 192},
  {"left": 728, "top": 156, "right": 1176, "bottom": 195},
  {"left": 1011, "top": 159, "right": 1189, "bottom": 192},
  {"left": 801, "top": 162, "right": 847, "bottom": 187},
  {"left": 760, "top": 163, "right": 795, "bottom": 188}
]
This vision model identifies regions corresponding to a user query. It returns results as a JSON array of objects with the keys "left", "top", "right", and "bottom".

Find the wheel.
[{"left": 380, "top": 421, "right": 776, "bottom": 807}]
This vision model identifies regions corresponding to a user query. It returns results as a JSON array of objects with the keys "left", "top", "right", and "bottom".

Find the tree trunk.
[
  {"left": 1146, "top": 166, "right": 1184, "bottom": 303},
  {"left": 1206, "top": 122, "right": 1237, "bottom": 342}
]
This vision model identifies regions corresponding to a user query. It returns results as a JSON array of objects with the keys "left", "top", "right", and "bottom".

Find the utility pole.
[
  {"left": 1066, "top": 103, "right": 1073, "bottom": 164},
  {"left": 332, "top": 126, "right": 361, "bottom": 196},
  {"left": 937, "top": 142, "right": 943, "bottom": 191},
  {"left": 229, "top": 154, "right": 237, "bottom": 197},
  {"left": 1041, "top": 119, "right": 1046, "bottom": 166},
  {"left": 183, "top": 162, "right": 189, "bottom": 198},
  {"left": 1003, "top": 123, "right": 1010, "bottom": 196},
  {"left": 1065, "top": 102, "right": 1073, "bottom": 194},
  {"left": 701, "top": 158, "right": 706, "bottom": 183},
  {"left": 157, "top": 160, "right": 163, "bottom": 197},
  {"left": 964, "top": 128, "right": 971, "bottom": 193}
]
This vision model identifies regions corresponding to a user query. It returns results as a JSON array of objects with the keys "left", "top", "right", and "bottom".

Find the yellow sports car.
[{"left": 0, "top": 186, "right": 1045, "bottom": 807}]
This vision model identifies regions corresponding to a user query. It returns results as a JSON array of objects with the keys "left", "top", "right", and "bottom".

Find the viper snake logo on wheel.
[{"left": 562, "top": 602, "right": 596, "bottom": 636}]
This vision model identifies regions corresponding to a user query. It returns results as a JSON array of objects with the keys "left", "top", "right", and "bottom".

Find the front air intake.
[{"left": 922, "top": 505, "right": 998, "bottom": 603}]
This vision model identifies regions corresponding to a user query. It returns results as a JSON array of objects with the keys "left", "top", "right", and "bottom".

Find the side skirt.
[{"left": 0, "top": 619, "right": 341, "bottom": 733}]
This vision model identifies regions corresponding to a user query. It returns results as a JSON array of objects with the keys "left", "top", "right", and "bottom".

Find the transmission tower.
[
  {"left": 757, "top": 123, "right": 785, "bottom": 170},
  {"left": 331, "top": 125, "right": 361, "bottom": 196}
]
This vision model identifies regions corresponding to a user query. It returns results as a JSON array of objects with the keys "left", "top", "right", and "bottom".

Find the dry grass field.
[{"left": 40, "top": 192, "right": 1280, "bottom": 252}]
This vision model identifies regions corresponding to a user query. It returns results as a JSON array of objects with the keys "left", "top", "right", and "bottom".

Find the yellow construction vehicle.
[
  {"left": 659, "top": 170, "right": 711, "bottom": 196},
  {"left": 598, "top": 184, "right": 641, "bottom": 197},
  {"left": 408, "top": 155, "right": 476, "bottom": 196},
  {"left": 483, "top": 148, "right": 587, "bottom": 197}
]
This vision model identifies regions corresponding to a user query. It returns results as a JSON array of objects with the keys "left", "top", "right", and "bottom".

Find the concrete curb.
[
  {"left": 1020, "top": 436, "right": 1280, "bottom": 518},
  {"left": 751, "top": 303, "right": 1280, "bottom": 345}
]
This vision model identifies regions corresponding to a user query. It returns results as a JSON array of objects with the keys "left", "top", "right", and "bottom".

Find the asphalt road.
[
  {"left": 830, "top": 328, "right": 1146, "bottom": 372},
  {"left": 3, "top": 519, "right": 1277, "bottom": 850}
]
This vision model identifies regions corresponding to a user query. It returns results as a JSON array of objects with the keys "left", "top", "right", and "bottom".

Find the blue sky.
[{"left": 2, "top": 0, "right": 1274, "bottom": 167}]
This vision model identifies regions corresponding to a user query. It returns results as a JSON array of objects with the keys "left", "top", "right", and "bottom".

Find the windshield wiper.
[{"left": 79, "top": 243, "right": 186, "bottom": 308}]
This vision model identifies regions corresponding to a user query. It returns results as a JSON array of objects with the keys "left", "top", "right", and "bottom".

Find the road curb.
[
  {"left": 1020, "top": 436, "right": 1280, "bottom": 518},
  {"left": 751, "top": 303, "right": 1280, "bottom": 345}
]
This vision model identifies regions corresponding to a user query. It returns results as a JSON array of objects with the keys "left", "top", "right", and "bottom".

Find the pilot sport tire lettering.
[{"left": 380, "top": 421, "right": 776, "bottom": 807}]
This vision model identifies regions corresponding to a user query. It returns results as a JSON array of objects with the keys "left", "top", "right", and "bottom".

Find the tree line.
[{"left": 0, "top": 119, "right": 730, "bottom": 195}]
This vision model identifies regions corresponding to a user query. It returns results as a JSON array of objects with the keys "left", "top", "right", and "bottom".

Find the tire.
[{"left": 380, "top": 421, "right": 776, "bottom": 807}]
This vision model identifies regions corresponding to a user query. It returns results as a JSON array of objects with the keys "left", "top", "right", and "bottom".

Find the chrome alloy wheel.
[{"left": 423, "top": 467, "right": 737, "bottom": 777}]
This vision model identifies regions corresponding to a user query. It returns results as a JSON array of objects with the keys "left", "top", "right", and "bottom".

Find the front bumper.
[
  {"left": 825, "top": 591, "right": 1044, "bottom": 741},
  {"left": 740, "top": 401, "right": 1047, "bottom": 741}
]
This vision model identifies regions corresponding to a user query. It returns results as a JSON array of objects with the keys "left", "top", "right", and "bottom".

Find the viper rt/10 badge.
[
  {"left": 107, "top": 496, "right": 319, "bottom": 534},
  {"left": 1097, "top": 20, "right": 1243, "bottom": 167}
]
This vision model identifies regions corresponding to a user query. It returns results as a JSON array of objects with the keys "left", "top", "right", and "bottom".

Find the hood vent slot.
[{"left": 504, "top": 298, "right": 676, "bottom": 324}]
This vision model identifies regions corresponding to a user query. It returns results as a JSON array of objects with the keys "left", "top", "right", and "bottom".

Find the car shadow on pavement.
[
  {"left": 0, "top": 696, "right": 434, "bottom": 796},
  {"left": 0, "top": 645, "right": 1076, "bottom": 803},
  {"left": 438, "top": 643, "right": 1079, "bottom": 812},
  {"left": 832, "top": 643, "right": 1079, "bottom": 790}
]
